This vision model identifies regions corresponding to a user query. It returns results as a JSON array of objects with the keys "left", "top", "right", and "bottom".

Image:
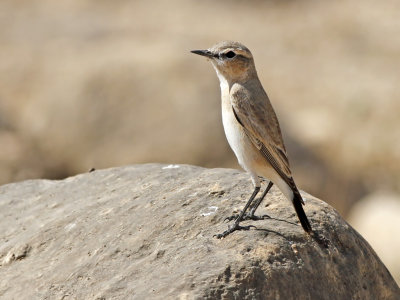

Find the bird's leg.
[
  {"left": 215, "top": 186, "right": 260, "bottom": 239},
  {"left": 248, "top": 181, "right": 273, "bottom": 219},
  {"left": 224, "top": 182, "right": 273, "bottom": 221}
]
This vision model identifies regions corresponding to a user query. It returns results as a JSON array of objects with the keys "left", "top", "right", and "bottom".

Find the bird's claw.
[
  {"left": 214, "top": 224, "right": 256, "bottom": 239},
  {"left": 224, "top": 213, "right": 270, "bottom": 222},
  {"left": 224, "top": 215, "right": 239, "bottom": 222}
]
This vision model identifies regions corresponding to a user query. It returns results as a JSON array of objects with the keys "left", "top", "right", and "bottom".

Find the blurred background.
[{"left": 0, "top": 0, "right": 399, "bottom": 283}]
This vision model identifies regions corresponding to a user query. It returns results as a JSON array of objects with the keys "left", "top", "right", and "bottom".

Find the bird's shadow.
[
  {"left": 222, "top": 213, "right": 331, "bottom": 248},
  {"left": 247, "top": 216, "right": 331, "bottom": 248},
  {"left": 247, "top": 214, "right": 299, "bottom": 228},
  {"left": 243, "top": 215, "right": 301, "bottom": 240},
  {"left": 242, "top": 215, "right": 331, "bottom": 249},
  {"left": 253, "top": 227, "right": 289, "bottom": 240}
]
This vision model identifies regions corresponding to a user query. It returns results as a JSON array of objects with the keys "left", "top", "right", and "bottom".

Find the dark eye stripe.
[{"left": 216, "top": 52, "right": 249, "bottom": 60}]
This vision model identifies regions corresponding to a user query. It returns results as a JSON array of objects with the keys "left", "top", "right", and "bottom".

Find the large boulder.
[
  {"left": 0, "top": 164, "right": 399, "bottom": 299},
  {"left": 348, "top": 192, "right": 400, "bottom": 285}
]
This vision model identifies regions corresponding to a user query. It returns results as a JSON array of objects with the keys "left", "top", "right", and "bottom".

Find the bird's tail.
[{"left": 292, "top": 189, "right": 312, "bottom": 233}]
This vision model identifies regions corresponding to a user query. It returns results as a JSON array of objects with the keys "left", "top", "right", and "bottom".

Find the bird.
[{"left": 191, "top": 41, "right": 312, "bottom": 238}]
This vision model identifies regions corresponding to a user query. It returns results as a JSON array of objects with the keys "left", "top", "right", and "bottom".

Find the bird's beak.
[{"left": 190, "top": 49, "right": 214, "bottom": 58}]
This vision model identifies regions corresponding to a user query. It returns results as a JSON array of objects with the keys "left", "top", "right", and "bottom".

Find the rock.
[
  {"left": 348, "top": 192, "right": 400, "bottom": 285},
  {"left": 0, "top": 164, "right": 399, "bottom": 299}
]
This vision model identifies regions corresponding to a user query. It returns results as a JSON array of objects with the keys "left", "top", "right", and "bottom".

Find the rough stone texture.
[{"left": 0, "top": 164, "right": 399, "bottom": 300}]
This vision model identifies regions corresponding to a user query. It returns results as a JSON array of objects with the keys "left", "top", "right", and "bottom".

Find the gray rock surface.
[{"left": 0, "top": 164, "right": 399, "bottom": 299}]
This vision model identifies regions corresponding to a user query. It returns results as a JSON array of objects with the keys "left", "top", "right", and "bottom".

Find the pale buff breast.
[{"left": 221, "top": 92, "right": 271, "bottom": 175}]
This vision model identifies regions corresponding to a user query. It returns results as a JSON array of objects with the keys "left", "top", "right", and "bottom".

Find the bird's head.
[{"left": 191, "top": 41, "right": 257, "bottom": 83}]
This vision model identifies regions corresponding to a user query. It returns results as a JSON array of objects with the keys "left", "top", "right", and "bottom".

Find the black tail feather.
[{"left": 292, "top": 190, "right": 312, "bottom": 233}]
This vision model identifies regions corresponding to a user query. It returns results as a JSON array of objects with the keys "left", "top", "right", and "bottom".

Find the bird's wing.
[{"left": 230, "top": 83, "right": 298, "bottom": 191}]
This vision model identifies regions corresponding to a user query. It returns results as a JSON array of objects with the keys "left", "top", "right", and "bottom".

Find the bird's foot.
[
  {"left": 214, "top": 223, "right": 255, "bottom": 239},
  {"left": 224, "top": 213, "right": 270, "bottom": 222}
]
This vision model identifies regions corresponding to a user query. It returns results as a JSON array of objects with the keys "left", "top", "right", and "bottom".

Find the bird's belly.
[
  {"left": 222, "top": 111, "right": 244, "bottom": 156},
  {"left": 221, "top": 103, "right": 277, "bottom": 180},
  {"left": 221, "top": 105, "right": 258, "bottom": 171}
]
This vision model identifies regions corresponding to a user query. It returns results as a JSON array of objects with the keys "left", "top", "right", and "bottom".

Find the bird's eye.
[{"left": 225, "top": 51, "right": 236, "bottom": 58}]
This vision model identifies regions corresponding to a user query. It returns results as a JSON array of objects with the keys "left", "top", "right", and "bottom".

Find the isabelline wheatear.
[{"left": 191, "top": 41, "right": 312, "bottom": 238}]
